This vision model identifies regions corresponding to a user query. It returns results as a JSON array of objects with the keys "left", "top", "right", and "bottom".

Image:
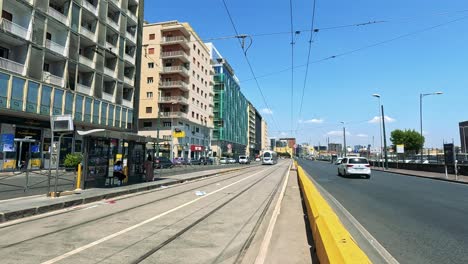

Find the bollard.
[{"left": 75, "top": 163, "right": 83, "bottom": 192}]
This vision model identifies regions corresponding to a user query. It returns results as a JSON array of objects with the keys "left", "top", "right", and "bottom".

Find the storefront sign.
[
  {"left": 1, "top": 134, "right": 14, "bottom": 152},
  {"left": 190, "top": 145, "right": 204, "bottom": 152},
  {"left": 173, "top": 128, "right": 185, "bottom": 138}
]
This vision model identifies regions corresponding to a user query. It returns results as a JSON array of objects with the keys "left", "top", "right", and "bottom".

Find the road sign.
[
  {"left": 443, "top": 143, "right": 455, "bottom": 165},
  {"left": 396, "top": 144, "right": 405, "bottom": 154}
]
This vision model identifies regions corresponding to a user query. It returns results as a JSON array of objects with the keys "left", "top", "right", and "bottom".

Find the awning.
[{"left": 77, "top": 129, "right": 167, "bottom": 144}]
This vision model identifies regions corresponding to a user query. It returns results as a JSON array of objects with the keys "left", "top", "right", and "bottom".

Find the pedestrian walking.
[{"left": 144, "top": 155, "right": 154, "bottom": 182}]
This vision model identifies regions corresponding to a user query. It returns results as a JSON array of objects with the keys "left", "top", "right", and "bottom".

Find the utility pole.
[
  {"left": 342, "top": 122, "right": 347, "bottom": 157},
  {"left": 381, "top": 105, "right": 389, "bottom": 169}
]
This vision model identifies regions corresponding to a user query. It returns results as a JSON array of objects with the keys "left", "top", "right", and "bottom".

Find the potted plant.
[{"left": 64, "top": 153, "right": 83, "bottom": 172}]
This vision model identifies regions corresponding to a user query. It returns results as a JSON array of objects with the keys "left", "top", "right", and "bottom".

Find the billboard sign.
[{"left": 443, "top": 143, "right": 455, "bottom": 165}]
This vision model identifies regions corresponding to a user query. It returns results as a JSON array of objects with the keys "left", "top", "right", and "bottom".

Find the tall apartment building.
[
  {"left": 247, "top": 102, "right": 256, "bottom": 157},
  {"left": 139, "top": 21, "right": 213, "bottom": 160},
  {"left": 207, "top": 43, "right": 248, "bottom": 157},
  {"left": 261, "top": 119, "right": 268, "bottom": 151},
  {"left": 0, "top": 0, "right": 143, "bottom": 170}
]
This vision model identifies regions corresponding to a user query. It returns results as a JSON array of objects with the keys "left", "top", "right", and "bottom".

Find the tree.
[{"left": 390, "top": 129, "right": 424, "bottom": 154}]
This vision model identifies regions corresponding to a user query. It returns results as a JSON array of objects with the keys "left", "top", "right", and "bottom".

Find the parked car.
[
  {"left": 228, "top": 158, "right": 236, "bottom": 164},
  {"left": 172, "top": 157, "right": 187, "bottom": 165},
  {"left": 337, "top": 157, "right": 371, "bottom": 179},
  {"left": 155, "top": 157, "right": 174, "bottom": 169},
  {"left": 255, "top": 157, "right": 261, "bottom": 162},
  {"left": 220, "top": 157, "right": 228, "bottom": 164},
  {"left": 238, "top": 155, "right": 250, "bottom": 164}
]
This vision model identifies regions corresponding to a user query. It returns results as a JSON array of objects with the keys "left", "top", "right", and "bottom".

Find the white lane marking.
[
  {"left": 254, "top": 162, "right": 291, "bottom": 264},
  {"left": 41, "top": 166, "right": 272, "bottom": 264},
  {"left": 305, "top": 170, "right": 400, "bottom": 264}
]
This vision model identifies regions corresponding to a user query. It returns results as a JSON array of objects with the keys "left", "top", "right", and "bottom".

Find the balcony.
[
  {"left": 80, "top": 26, "right": 96, "bottom": 42},
  {"left": 161, "top": 50, "right": 189, "bottom": 63},
  {"left": 160, "top": 112, "right": 188, "bottom": 119},
  {"left": 45, "top": 39, "right": 67, "bottom": 57},
  {"left": 122, "top": 99, "right": 133, "bottom": 108},
  {"left": 107, "top": 19, "right": 120, "bottom": 32},
  {"left": 0, "top": 57, "right": 26, "bottom": 75},
  {"left": 127, "top": 11, "right": 137, "bottom": 23},
  {"left": 82, "top": 1, "right": 98, "bottom": 16},
  {"left": 104, "top": 67, "right": 116, "bottom": 78},
  {"left": 126, "top": 31, "right": 136, "bottom": 43},
  {"left": 161, "top": 66, "right": 189, "bottom": 77},
  {"left": 124, "top": 76, "right": 133, "bottom": 86},
  {"left": 76, "top": 83, "right": 92, "bottom": 95},
  {"left": 124, "top": 53, "right": 135, "bottom": 65},
  {"left": 161, "top": 36, "right": 189, "bottom": 49},
  {"left": 43, "top": 72, "right": 64, "bottom": 87},
  {"left": 79, "top": 55, "right": 95, "bottom": 68},
  {"left": 47, "top": 7, "right": 69, "bottom": 25},
  {"left": 0, "top": 18, "right": 31, "bottom": 41},
  {"left": 105, "top": 42, "right": 117, "bottom": 53},
  {"left": 102, "top": 92, "right": 114, "bottom": 102},
  {"left": 159, "top": 81, "right": 188, "bottom": 91},
  {"left": 158, "top": 96, "right": 188, "bottom": 105}
]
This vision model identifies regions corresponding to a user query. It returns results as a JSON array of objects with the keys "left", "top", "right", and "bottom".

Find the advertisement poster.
[{"left": 1, "top": 134, "right": 15, "bottom": 152}]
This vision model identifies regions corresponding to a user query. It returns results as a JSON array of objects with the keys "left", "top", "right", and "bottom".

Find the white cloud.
[
  {"left": 356, "top": 133, "right": 369, "bottom": 138},
  {"left": 279, "top": 132, "right": 288, "bottom": 137},
  {"left": 368, "top": 116, "right": 396, "bottom": 124},
  {"left": 326, "top": 130, "right": 351, "bottom": 136},
  {"left": 261, "top": 108, "right": 273, "bottom": 115},
  {"left": 303, "top": 118, "right": 324, "bottom": 124}
]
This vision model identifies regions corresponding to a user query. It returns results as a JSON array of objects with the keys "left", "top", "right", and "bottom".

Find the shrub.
[{"left": 64, "top": 153, "right": 83, "bottom": 168}]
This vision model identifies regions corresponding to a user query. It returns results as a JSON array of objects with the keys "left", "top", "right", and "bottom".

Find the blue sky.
[{"left": 145, "top": 0, "right": 468, "bottom": 148}]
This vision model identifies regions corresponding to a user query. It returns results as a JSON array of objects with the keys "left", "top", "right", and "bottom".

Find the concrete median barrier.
[{"left": 296, "top": 162, "right": 371, "bottom": 264}]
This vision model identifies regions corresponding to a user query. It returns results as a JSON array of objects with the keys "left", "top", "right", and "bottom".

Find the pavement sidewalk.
[
  {"left": 0, "top": 166, "right": 249, "bottom": 223},
  {"left": 372, "top": 166, "right": 468, "bottom": 184},
  {"left": 262, "top": 169, "right": 315, "bottom": 264}
]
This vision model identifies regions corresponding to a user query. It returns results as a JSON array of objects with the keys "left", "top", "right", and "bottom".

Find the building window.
[
  {"left": 192, "top": 70, "right": 195, "bottom": 77},
  {"left": 143, "top": 121, "right": 152, "bottom": 128},
  {"left": 192, "top": 111, "right": 194, "bottom": 118},
  {"left": 149, "top": 34, "right": 155, "bottom": 40},
  {"left": 196, "top": 113, "right": 199, "bottom": 119},
  {"left": 192, "top": 98, "right": 195, "bottom": 103},
  {"left": 193, "top": 58, "right": 196, "bottom": 63},
  {"left": 198, "top": 49, "right": 200, "bottom": 55},
  {"left": 146, "top": 107, "right": 152, "bottom": 113},
  {"left": 163, "top": 135, "right": 172, "bottom": 140},
  {"left": 196, "top": 127, "right": 200, "bottom": 133},
  {"left": 148, "top": 62, "right": 154, "bottom": 68},
  {"left": 197, "top": 87, "right": 199, "bottom": 93},
  {"left": 147, "top": 77, "right": 153, "bottom": 83},
  {"left": 163, "top": 122, "right": 172, "bottom": 127},
  {"left": 147, "top": 92, "right": 153, "bottom": 98},
  {"left": 148, "top": 48, "right": 154, "bottom": 54},
  {"left": 201, "top": 91, "right": 204, "bottom": 96},
  {"left": 193, "top": 44, "right": 196, "bottom": 50}
]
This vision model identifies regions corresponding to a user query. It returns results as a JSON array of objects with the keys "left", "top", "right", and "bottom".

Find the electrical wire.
[
  {"left": 296, "top": 0, "right": 317, "bottom": 134},
  {"left": 240, "top": 15, "right": 468, "bottom": 83},
  {"left": 221, "top": 0, "right": 281, "bottom": 133},
  {"left": 289, "top": 0, "right": 295, "bottom": 135}
]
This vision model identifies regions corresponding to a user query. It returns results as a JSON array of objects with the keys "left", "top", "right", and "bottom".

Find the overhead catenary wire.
[
  {"left": 289, "top": 0, "right": 295, "bottom": 135},
  {"left": 296, "top": 0, "right": 317, "bottom": 135},
  {"left": 221, "top": 0, "right": 281, "bottom": 133},
  {"left": 240, "top": 15, "right": 468, "bottom": 83}
]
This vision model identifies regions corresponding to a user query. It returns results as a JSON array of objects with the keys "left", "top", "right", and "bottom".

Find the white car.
[
  {"left": 334, "top": 158, "right": 343, "bottom": 165},
  {"left": 238, "top": 155, "right": 250, "bottom": 164},
  {"left": 220, "top": 157, "right": 228, "bottom": 164},
  {"left": 337, "top": 157, "right": 371, "bottom": 179}
]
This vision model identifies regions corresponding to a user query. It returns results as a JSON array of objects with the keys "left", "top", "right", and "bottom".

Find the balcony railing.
[
  {"left": 124, "top": 76, "right": 133, "bottom": 86},
  {"left": 45, "top": 39, "right": 67, "bottom": 56},
  {"left": 127, "top": 11, "right": 137, "bottom": 23},
  {"left": 1, "top": 18, "right": 31, "bottom": 41},
  {"left": 79, "top": 55, "right": 95, "bottom": 68},
  {"left": 102, "top": 92, "right": 114, "bottom": 102},
  {"left": 159, "top": 96, "right": 188, "bottom": 104},
  {"left": 105, "top": 42, "right": 117, "bottom": 53},
  {"left": 82, "top": 0, "right": 98, "bottom": 16},
  {"left": 126, "top": 31, "right": 136, "bottom": 43},
  {"left": 104, "top": 66, "right": 116, "bottom": 78},
  {"left": 161, "top": 50, "right": 189, "bottom": 61},
  {"left": 80, "top": 26, "right": 96, "bottom": 41},
  {"left": 124, "top": 53, "right": 135, "bottom": 64},
  {"left": 0, "top": 57, "right": 25, "bottom": 75},
  {"left": 43, "top": 72, "right": 64, "bottom": 87},
  {"left": 47, "top": 7, "right": 69, "bottom": 25},
  {"left": 107, "top": 18, "right": 120, "bottom": 32},
  {"left": 76, "top": 83, "right": 92, "bottom": 95},
  {"left": 161, "top": 36, "right": 188, "bottom": 44},
  {"left": 159, "top": 81, "right": 188, "bottom": 90},
  {"left": 122, "top": 99, "right": 133, "bottom": 108},
  {"left": 162, "top": 66, "right": 189, "bottom": 75},
  {"left": 159, "top": 112, "right": 188, "bottom": 119}
]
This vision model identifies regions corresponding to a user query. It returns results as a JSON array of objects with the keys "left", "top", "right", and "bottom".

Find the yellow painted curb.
[{"left": 296, "top": 162, "right": 372, "bottom": 264}]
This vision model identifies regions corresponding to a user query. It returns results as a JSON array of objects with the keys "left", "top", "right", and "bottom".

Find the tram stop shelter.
[{"left": 77, "top": 129, "right": 163, "bottom": 189}]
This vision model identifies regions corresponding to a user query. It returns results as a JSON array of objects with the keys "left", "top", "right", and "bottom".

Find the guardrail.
[{"left": 295, "top": 162, "right": 371, "bottom": 264}]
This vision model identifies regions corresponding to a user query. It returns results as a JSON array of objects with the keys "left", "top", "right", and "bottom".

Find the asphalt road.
[
  {"left": 0, "top": 161, "right": 290, "bottom": 264},
  {"left": 299, "top": 160, "right": 468, "bottom": 264}
]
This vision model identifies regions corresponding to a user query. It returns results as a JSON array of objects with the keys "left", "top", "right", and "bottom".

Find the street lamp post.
[
  {"left": 381, "top": 105, "right": 389, "bottom": 169},
  {"left": 372, "top": 94, "right": 384, "bottom": 168},
  {"left": 341, "top": 122, "right": 347, "bottom": 157},
  {"left": 419, "top": 92, "right": 443, "bottom": 163}
]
